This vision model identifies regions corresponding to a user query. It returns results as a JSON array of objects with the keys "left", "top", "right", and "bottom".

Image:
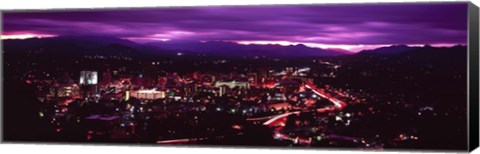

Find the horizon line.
[{"left": 0, "top": 34, "right": 467, "bottom": 53}]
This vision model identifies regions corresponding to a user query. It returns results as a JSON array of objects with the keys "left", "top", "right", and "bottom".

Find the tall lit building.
[
  {"left": 80, "top": 71, "right": 99, "bottom": 98},
  {"left": 80, "top": 71, "right": 98, "bottom": 85}
]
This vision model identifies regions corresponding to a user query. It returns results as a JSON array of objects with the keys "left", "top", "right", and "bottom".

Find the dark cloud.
[{"left": 2, "top": 2, "right": 468, "bottom": 45}]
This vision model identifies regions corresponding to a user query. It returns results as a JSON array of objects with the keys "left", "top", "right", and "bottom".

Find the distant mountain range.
[
  {"left": 144, "top": 40, "right": 348, "bottom": 57},
  {"left": 2, "top": 36, "right": 346, "bottom": 57},
  {"left": 357, "top": 44, "right": 465, "bottom": 55},
  {"left": 2, "top": 36, "right": 466, "bottom": 58},
  {"left": 3, "top": 36, "right": 139, "bottom": 51},
  {"left": 359, "top": 44, "right": 417, "bottom": 54}
]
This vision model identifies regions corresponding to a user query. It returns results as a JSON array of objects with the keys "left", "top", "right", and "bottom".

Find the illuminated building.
[
  {"left": 50, "top": 72, "right": 79, "bottom": 98},
  {"left": 268, "top": 93, "right": 287, "bottom": 101},
  {"left": 79, "top": 71, "right": 99, "bottom": 98},
  {"left": 130, "top": 89, "right": 166, "bottom": 100},
  {"left": 218, "top": 86, "right": 227, "bottom": 97},
  {"left": 214, "top": 81, "right": 249, "bottom": 89},
  {"left": 125, "top": 90, "right": 130, "bottom": 101},
  {"left": 79, "top": 71, "right": 98, "bottom": 85},
  {"left": 50, "top": 84, "right": 80, "bottom": 98}
]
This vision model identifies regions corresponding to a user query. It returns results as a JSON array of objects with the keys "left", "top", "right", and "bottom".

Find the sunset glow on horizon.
[
  {"left": 1, "top": 33, "right": 57, "bottom": 40},
  {"left": 1, "top": 32, "right": 465, "bottom": 53},
  {"left": 235, "top": 40, "right": 464, "bottom": 52}
]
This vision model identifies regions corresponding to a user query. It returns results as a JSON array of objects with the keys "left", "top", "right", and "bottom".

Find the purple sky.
[{"left": 1, "top": 2, "right": 468, "bottom": 52}]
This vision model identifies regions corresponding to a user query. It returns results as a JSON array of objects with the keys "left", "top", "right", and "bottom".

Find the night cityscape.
[{"left": 2, "top": 3, "right": 469, "bottom": 151}]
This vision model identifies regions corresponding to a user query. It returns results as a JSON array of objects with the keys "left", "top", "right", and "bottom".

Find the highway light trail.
[{"left": 261, "top": 80, "right": 348, "bottom": 145}]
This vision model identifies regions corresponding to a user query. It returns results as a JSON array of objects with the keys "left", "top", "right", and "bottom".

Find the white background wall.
[{"left": 0, "top": 0, "right": 479, "bottom": 154}]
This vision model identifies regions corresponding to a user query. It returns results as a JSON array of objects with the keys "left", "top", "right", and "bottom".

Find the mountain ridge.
[{"left": 2, "top": 36, "right": 466, "bottom": 58}]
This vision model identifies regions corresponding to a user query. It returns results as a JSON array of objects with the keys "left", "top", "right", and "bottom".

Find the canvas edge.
[
  {"left": 468, "top": 1, "right": 479, "bottom": 152},
  {"left": 0, "top": 10, "right": 4, "bottom": 144}
]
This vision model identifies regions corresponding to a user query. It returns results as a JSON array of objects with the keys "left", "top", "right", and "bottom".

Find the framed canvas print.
[{"left": 1, "top": 1, "right": 479, "bottom": 153}]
